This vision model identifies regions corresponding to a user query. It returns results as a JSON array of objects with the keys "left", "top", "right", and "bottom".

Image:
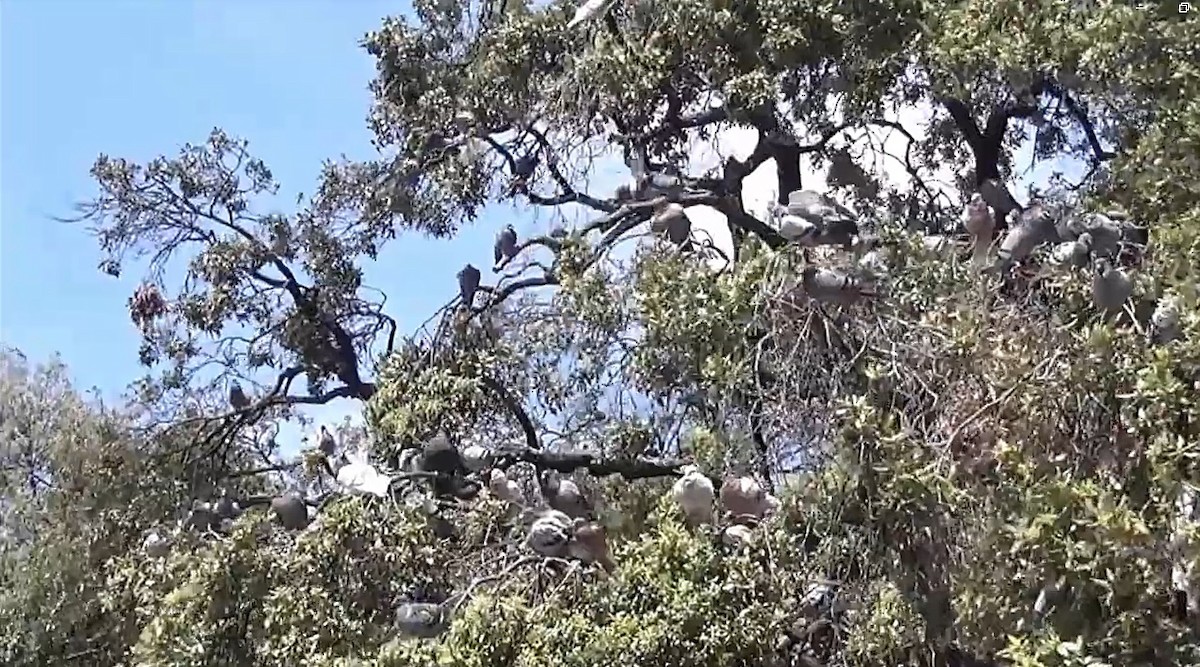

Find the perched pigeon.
[
  {"left": 1091, "top": 258, "right": 1133, "bottom": 315},
  {"left": 271, "top": 493, "right": 310, "bottom": 530},
  {"left": 461, "top": 444, "right": 492, "bottom": 472},
  {"left": 720, "top": 476, "right": 768, "bottom": 523},
  {"left": 721, "top": 524, "right": 755, "bottom": 549},
  {"left": 540, "top": 470, "right": 592, "bottom": 519},
  {"left": 1150, "top": 294, "right": 1183, "bottom": 345},
  {"left": 785, "top": 190, "right": 858, "bottom": 247},
  {"left": 567, "top": 0, "right": 614, "bottom": 29},
  {"left": 568, "top": 518, "right": 615, "bottom": 571},
  {"left": 184, "top": 499, "right": 217, "bottom": 532},
  {"left": 457, "top": 264, "right": 481, "bottom": 308},
  {"left": 527, "top": 509, "right": 573, "bottom": 556},
  {"left": 671, "top": 464, "right": 716, "bottom": 525},
  {"left": 801, "top": 266, "right": 876, "bottom": 304},
  {"left": 1050, "top": 232, "right": 1093, "bottom": 269},
  {"left": 336, "top": 447, "right": 392, "bottom": 497},
  {"left": 228, "top": 382, "right": 250, "bottom": 410},
  {"left": 394, "top": 602, "right": 451, "bottom": 639},
  {"left": 142, "top": 530, "right": 172, "bottom": 558},
  {"left": 317, "top": 425, "right": 337, "bottom": 456},
  {"left": 650, "top": 201, "right": 692, "bottom": 245},
  {"left": 995, "top": 202, "right": 1057, "bottom": 271},
  {"left": 962, "top": 193, "right": 995, "bottom": 267},
  {"left": 488, "top": 468, "right": 523, "bottom": 504},
  {"left": 493, "top": 225, "right": 518, "bottom": 271}
]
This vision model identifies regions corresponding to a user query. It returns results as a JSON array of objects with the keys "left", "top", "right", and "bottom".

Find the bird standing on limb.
[
  {"left": 962, "top": 193, "right": 995, "bottom": 267},
  {"left": 801, "top": 266, "right": 876, "bottom": 305},
  {"left": 568, "top": 518, "right": 616, "bottom": 572},
  {"left": 526, "top": 508, "right": 573, "bottom": 557},
  {"left": 1090, "top": 258, "right": 1133, "bottom": 315},
  {"left": 539, "top": 470, "right": 593, "bottom": 519},
  {"left": 228, "top": 382, "right": 250, "bottom": 410},
  {"left": 994, "top": 202, "right": 1057, "bottom": 273},
  {"left": 271, "top": 492, "right": 309, "bottom": 530},
  {"left": 317, "top": 425, "right": 337, "bottom": 456},
  {"left": 672, "top": 464, "right": 715, "bottom": 526},
  {"left": 786, "top": 189, "right": 859, "bottom": 248},
  {"left": 720, "top": 475, "right": 769, "bottom": 525},
  {"left": 457, "top": 264, "right": 481, "bottom": 308},
  {"left": 493, "top": 225, "right": 518, "bottom": 272},
  {"left": 650, "top": 200, "right": 692, "bottom": 246}
]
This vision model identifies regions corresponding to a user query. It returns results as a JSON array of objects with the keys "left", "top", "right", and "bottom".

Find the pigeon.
[
  {"left": 184, "top": 499, "right": 217, "bottom": 532},
  {"left": 457, "top": 264, "right": 481, "bottom": 308},
  {"left": 785, "top": 190, "right": 859, "bottom": 247},
  {"left": 317, "top": 425, "right": 337, "bottom": 456},
  {"left": 142, "top": 530, "right": 172, "bottom": 558},
  {"left": 721, "top": 524, "right": 755, "bottom": 550},
  {"left": 540, "top": 470, "right": 592, "bottom": 519},
  {"left": 271, "top": 493, "right": 310, "bottom": 530},
  {"left": 228, "top": 382, "right": 250, "bottom": 410},
  {"left": 719, "top": 476, "right": 768, "bottom": 524},
  {"left": 394, "top": 602, "right": 451, "bottom": 639},
  {"left": 1090, "top": 258, "right": 1133, "bottom": 315},
  {"left": 461, "top": 444, "right": 492, "bottom": 472},
  {"left": 336, "top": 446, "right": 392, "bottom": 497},
  {"left": 671, "top": 464, "right": 715, "bottom": 525},
  {"left": 1150, "top": 294, "right": 1182, "bottom": 345},
  {"left": 527, "top": 509, "right": 573, "bottom": 556},
  {"left": 568, "top": 519, "right": 615, "bottom": 571},
  {"left": 488, "top": 468, "right": 523, "bottom": 504},
  {"left": 493, "top": 225, "right": 518, "bottom": 271},
  {"left": 567, "top": 0, "right": 614, "bottom": 29},
  {"left": 801, "top": 266, "right": 876, "bottom": 304},
  {"left": 1050, "top": 232, "right": 1093, "bottom": 269},
  {"left": 995, "top": 202, "right": 1057, "bottom": 271},
  {"left": 650, "top": 201, "right": 692, "bottom": 245},
  {"left": 962, "top": 193, "right": 996, "bottom": 267},
  {"left": 213, "top": 496, "right": 241, "bottom": 520}
]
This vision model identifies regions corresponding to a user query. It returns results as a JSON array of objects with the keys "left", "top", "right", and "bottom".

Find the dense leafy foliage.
[{"left": 5, "top": 1, "right": 1200, "bottom": 666}]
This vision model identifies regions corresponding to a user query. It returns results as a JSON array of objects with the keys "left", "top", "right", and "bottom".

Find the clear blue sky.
[{"left": 0, "top": 0, "right": 527, "bottom": 423}]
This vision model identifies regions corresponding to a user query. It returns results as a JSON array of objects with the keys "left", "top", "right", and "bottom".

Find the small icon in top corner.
[{"left": 1180, "top": 1, "right": 1193, "bottom": 13}]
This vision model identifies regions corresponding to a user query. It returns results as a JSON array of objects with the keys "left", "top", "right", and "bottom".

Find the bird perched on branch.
[
  {"left": 650, "top": 200, "right": 692, "bottom": 246},
  {"left": 962, "top": 192, "right": 995, "bottom": 267},
  {"left": 1150, "top": 294, "right": 1182, "bottom": 346},
  {"left": 566, "top": 0, "right": 614, "bottom": 29},
  {"left": 539, "top": 470, "right": 592, "bottom": 519},
  {"left": 457, "top": 264, "right": 481, "bottom": 308},
  {"left": 336, "top": 446, "right": 392, "bottom": 498},
  {"left": 421, "top": 433, "right": 479, "bottom": 499},
  {"left": 672, "top": 464, "right": 715, "bottom": 526},
  {"left": 1050, "top": 232, "right": 1093, "bottom": 269},
  {"left": 1091, "top": 258, "right": 1133, "bottom": 315},
  {"left": 271, "top": 492, "right": 309, "bottom": 530},
  {"left": 994, "top": 202, "right": 1057, "bottom": 273},
  {"left": 721, "top": 524, "right": 755, "bottom": 550},
  {"left": 785, "top": 190, "right": 859, "bottom": 248},
  {"left": 142, "top": 530, "right": 172, "bottom": 558},
  {"left": 526, "top": 508, "right": 573, "bottom": 557},
  {"left": 493, "top": 225, "right": 518, "bottom": 272},
  {"left": 394, "top": 600, "right": 453, "bottom": 639},
  {"left": 720, "top": 476, "right": 769, "bottom": 525},
  {"left": 488, "top": 468, "right": 524, "bottom": 504},
  {"left": 228, "top": 381, "right": 250, "bottom": 410},
  {"left": 568, "top": 518, "right": 615, "bottom": 572},
  {"left": 801, "top": 266, "right": 876, "bottom": 304},
  {"left": 317, "top": 425, "right": 337, "bottom": 456}
]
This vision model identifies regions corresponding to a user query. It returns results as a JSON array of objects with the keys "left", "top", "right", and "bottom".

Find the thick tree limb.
[
  {"left": 479, "top": 374, "right": 541, "bottom": 450},
  {"left": 493, "top": 446, "right": 694, "bottom": 481}
]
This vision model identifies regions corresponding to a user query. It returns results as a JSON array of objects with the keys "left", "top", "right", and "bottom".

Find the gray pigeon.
[
  {"left": 995, "top": 202, "right": 1057, "bottom": 271},
  {"left": 493, "top": 225, "right": 518, "bottom": 271},
  {"left": 1150, "top": 295, "right": 1182, "bottom": 345},
  {"left": 786, "top": 190, "right": 859, "bottom": 247},
  {"left": 1050, "top": 232, "right": 1093, "bottom": 269},
  {"left": 394, "top": 601, "right": 451, "bottom": 639},
  {"left": 1091, "top": 258, "right": 1133, "bottom": 314},
  {"left": 650, "top": 201, "right": 691, "bottom": 245},
  {"left": 539, "top": 470, "right": 592, "bottom": 519},
  {"left": 457, "top": 264, "right": 481, "bottom": 307},
  {"left": 801, "top": 266, "right": 876, "bottom": 304},
  {"left": 270, "top": 493, "right": 309, "bottom": 530}
]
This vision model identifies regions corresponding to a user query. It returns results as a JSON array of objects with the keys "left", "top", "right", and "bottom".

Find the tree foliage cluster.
[{"left": 4, "top": 1, "right": 1200, "bottom": 666}]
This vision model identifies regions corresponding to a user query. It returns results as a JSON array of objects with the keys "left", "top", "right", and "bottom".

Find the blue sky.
[{"left": 0, "top": 1, "right": 536, "bottom": 431}]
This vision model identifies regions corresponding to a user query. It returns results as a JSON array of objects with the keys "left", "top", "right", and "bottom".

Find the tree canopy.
[{"left": 5, "top": 1, "right": 1200, "bottom": 666}]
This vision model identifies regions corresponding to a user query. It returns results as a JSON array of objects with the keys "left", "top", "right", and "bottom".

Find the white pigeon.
[
  {"left": 567, "top": 0, "right": 613, "bottom": 29},
  {"left": 336, "top": 446, "right": 392, "bottom": 497},
  {"left": 671, "top": 464, "right": 715, "bottom": 525},
  {"left": 1150, "top": 294, "right": 1182, "bottom": 345},
  {"left": 488, "top": 468, "right": 523, "bottom": 504},
  {"left": 963, "top": 193, "right": 995, "bottom": 267},
  {"left": 777, "top": 214, "right": 819, "bottom": 243},
  {"left": 142, "top": 530, "right": 172, "bottom": 558}
]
